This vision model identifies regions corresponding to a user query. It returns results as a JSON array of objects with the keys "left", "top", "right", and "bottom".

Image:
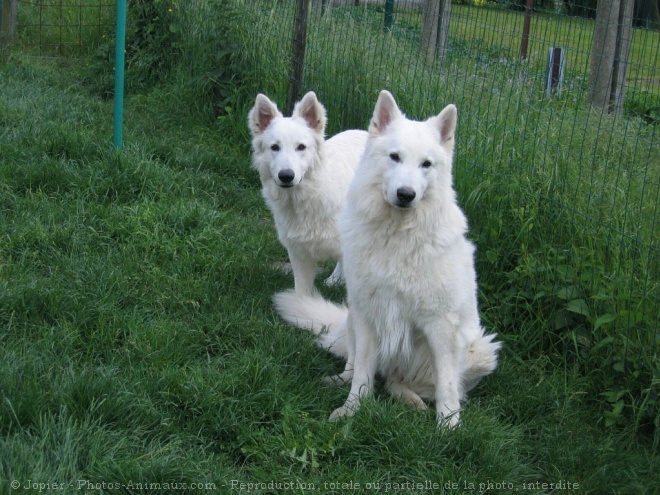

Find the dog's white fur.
[
  {"left": 274, "top": 90, "right": 500, "bottom": 428},
  {"left": 249, "top": 92, "right": 368, "bottom": 295}
]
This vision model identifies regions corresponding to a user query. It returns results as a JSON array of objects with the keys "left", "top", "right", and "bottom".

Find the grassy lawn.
[
  {"left": 1, "top": 0, "right": 659, "bottom": 492},
  {"left": 0, "top": 50, "right": 658, "bottom": 495}
]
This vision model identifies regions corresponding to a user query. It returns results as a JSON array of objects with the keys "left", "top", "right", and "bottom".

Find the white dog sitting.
[{"left": 274, "top": 91, "right": 501, "bottom": 428}]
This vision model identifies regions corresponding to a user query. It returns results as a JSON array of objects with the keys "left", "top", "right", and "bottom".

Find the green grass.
[
  {"left": 1, "top": 49, "right": 658, "bottom": 495},
  {"left": 16, "top": 0, "right": 115, "bottom": 56},
  {"left": 1, "top": 0, "right": 659, "bottom": 492}
]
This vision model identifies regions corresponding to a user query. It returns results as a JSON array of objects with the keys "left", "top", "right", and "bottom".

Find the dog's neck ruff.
[{"left": 368, "top": 188, "right": 467, "bottom": 244}]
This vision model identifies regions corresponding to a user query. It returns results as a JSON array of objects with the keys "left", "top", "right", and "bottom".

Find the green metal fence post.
[{"left": 113, "top": 0, "right": 127, "bottom": 150}]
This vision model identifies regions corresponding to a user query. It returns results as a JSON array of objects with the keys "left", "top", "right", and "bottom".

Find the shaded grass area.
[{"left": 1, "top": 54, "right": 658, "bottom": 493}]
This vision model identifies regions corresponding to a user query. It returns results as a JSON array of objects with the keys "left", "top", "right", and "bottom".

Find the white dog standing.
[
  {"left": 249, "top": 92, "right": 368, "bottom": 295},
  {"left": 274, "top": 90, "right": 500, "bottom": 428}
]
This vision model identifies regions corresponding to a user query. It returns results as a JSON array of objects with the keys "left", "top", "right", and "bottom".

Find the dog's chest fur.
[
  {"left": 343, "top": 198, "right": 474, "bottom": 362},
  {"left": 262, "top": 178, "right": 341, "bottom": 260}
]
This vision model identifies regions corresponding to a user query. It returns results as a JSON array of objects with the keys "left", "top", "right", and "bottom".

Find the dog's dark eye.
[
  {"left": 296, "top": 144, "right": 306, "bottom": 151},
  {"left": 390, "top": 153, "right": 400, "bottom": 162},
  {"left": 271, "top": 144, "right": 280, "bottom": 152},
  {"left": 421, "top": 160, "right": 432, "bottom": 169}
]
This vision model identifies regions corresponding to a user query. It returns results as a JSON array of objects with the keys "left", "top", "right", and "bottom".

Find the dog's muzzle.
[
  {"left": 395, "top": 186, "right": 416, "bottom": 207},
  {"left": 277, "top": 169, "right": 296, "bottom": 188}
]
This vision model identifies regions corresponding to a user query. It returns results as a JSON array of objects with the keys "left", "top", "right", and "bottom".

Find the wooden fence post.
[
  {"left": 436, "top": 0, "right": 451, "bottom": 64},
  {"left": 420, "top": 0, "right": 451, "bottom": 65},
  {"left": 520, "top": 0, "right": 533, "bottom": 60},
  {"left": 588, "top": 0, "right": 620, "bottom": 110},
  {"left": 288, "top": 0, "right": 309, "bottom": 114},
  {"left": 588, "top": 0, "right": 632, "bottom": 114},
  {"left": 1, "top": 0, "right": 17, "bottom": 61},
  {"left": 421, "top": 0, "right": 440, "bottom": 65},
  {"left": 610, "top": 0, "right": 633, "bottom": 115}
]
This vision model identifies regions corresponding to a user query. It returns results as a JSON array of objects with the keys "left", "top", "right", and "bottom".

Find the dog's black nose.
[
  {"left": 396, "top": 187, "right": 416, "bottom": 204},
  {"left": 278, "top": 169, "right": 295, "bottom": 184}
]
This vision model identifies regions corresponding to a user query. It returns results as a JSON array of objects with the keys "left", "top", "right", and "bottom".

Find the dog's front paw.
[
  {"left": 324, "top": 262, "right": 345, "bottom": 287},
  {"left": 437, "top": 410, "right": 461, "bottom": 429},
  {"left": 323, "top": 274, "right": 344, "bottom": 287}
]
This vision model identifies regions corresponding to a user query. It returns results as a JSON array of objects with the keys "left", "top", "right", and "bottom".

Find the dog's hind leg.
[
  {"left": 386, "top": 372, "right": 428, "bottom": 411},
  {"left": 324, "top": 260, "right": 344, "bottom": 287},
  {"left": 329, "top": 312, "right": 377, "bottom": 421},
  {"left": 323, "top": 312, "right": 355, "bottom": 386}
]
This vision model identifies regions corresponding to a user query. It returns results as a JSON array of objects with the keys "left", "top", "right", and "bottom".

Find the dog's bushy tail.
[
  {"left": 463, "top": 332, "right": 502, "bottom": 393},
  {"left": 273, "top": 290, "right": 349, "bottom": 359}
]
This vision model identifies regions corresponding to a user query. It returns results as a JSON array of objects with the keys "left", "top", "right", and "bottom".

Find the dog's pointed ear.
[
  {"left": 248, "top": 94, "right": 283, "bottom": 136},
  {"left": 293, "top": 91, "right": 326, "bottom": 135},
  {"left": 431, "top": 104, "right": 457, "bottom": 152},
  {"left": 369, "top": 90, "right": 402, "bottom": 136}
]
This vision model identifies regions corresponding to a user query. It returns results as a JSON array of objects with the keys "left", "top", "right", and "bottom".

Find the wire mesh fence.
[{"left": 15, "top": 0, "right": 114, "bottom": 56}]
